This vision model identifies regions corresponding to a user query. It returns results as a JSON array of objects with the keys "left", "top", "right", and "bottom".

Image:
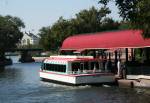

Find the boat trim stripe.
[{"left": 40, "top": 70, "right": 114, "bottom": 77}]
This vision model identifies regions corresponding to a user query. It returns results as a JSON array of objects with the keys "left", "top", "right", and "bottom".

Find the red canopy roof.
[{"left": 61, "top": 30, "right": 150, "bottom": 50}]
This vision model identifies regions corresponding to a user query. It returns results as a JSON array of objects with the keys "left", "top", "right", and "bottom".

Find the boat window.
[
  {"left": 44, "top": 63, "right": 66, "bottom": 73},
  {"left": 72, "top": 62, "right": 89, "bottom": 71},
  {"left": 90, "top": 61, "right": 99, "bottom": 70},
  {"left": 91, "top": 62, "right": 95, "bottom": 69},
  {"left": 72, "top": 62, "right": 80, "bottom": 72},
  {"left": 84, "top": 62, "right": 89, "bottom": 70},
  {"left": 80, "top": 63, "right": 84, "bottom": 71}
]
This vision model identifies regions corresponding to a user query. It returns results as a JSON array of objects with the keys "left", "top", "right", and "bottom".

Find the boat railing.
[{"left": 68, "top": 69, "right": 110, "bottom": 75}]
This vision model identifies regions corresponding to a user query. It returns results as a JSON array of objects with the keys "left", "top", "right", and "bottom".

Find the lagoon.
[{"left": 0, "top": 56, "right": 150, "bottom": 103}]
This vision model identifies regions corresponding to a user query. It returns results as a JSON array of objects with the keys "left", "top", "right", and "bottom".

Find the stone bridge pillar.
[{"left": 19, "top": 51, "right": 35, "bottom": 63}]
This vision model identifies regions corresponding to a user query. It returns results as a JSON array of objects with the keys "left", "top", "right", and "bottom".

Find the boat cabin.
[
  {"left": 40, "top": 55, "right": 115, "bottom": 85},
  {"left": 41, "top": 55, "right": 110, "bottom": 74}
]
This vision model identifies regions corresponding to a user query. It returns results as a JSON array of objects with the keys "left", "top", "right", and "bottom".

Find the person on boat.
[
  {"left": 105, "top": 60, "right": 112, "bottom": 72},
  {"left": 93, "top": 63, "right": 97, "bottom": 73},
  {"left": 117, "top": 59, "right": 121, "bottom": 76},
  {"left": 102, "top": 56, "right": 107, "bottom": 71},
  {"left": 121, "top": 62, "right": 127, "bottom": 79}
]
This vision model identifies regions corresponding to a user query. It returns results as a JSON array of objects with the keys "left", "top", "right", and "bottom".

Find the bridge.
[{"left": 6, "top": 48, "right": 43, "bottom": 63}]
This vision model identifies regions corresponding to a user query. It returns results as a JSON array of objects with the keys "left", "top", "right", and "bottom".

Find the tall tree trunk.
[{"left": 125, "top": 48, "right": 128, "bottom": 62}]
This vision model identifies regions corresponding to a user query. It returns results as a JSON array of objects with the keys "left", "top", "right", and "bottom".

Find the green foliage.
[
  {"left": 118, "top": 21, "right": 131, "bottom": 30},
  {"left": 74, "top": 6, "right": 111, "bottom": 33},
  {"left": 0, "top": 15, "right": 24, "bottom": 59},
  {"left": 99, "top": 0, "right": 150, "bottom": 38},
  {"left": 100, "top": 18, "right": 120, "bottom": 31},
  {"left": 38, "top": 27, "right": 52, "bottom": 50},
  {"left": 136, "top": 0, "right": 150, "bottom": 38},
  {"left": 38, "top": 7, "right": 120, "bottom": 51},
  {"left": 98, "top": 0, "right": 110, "bottom": 6},
  {"left": 5, "top": 15, "right": 25, "bottom": 29}
]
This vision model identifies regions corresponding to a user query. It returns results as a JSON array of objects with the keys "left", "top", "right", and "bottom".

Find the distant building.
[{"left": 21, "top": 32, "right": 39, "bottom": 46}]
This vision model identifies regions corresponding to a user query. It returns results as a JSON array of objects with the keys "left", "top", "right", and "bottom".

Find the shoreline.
[{"left": 33, "top": 57, "right": 49, "bottom": 62}]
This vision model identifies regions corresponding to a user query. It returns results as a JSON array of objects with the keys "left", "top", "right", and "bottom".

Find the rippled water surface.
[{"left": 0, "top": 58, "right": 150, "bottom": 103}]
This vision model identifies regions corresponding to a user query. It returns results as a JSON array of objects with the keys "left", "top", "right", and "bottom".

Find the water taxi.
[{"left": 39, "top": 55, "right": 115, "bottom": 85}]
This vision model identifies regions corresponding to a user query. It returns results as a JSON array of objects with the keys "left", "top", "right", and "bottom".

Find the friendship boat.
[{"left": 39, "top": 55, "right": 115, "bottom": 85}]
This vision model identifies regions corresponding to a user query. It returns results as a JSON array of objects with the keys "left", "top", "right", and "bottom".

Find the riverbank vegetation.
[
  {"left": 99, "top": 0, "right": 150, "bottom": 64},
  {"left": 0, "top": 15, "right": 25, "bottom": 65},
  {"left": 38, "top": 0, "right": 150, "bottom": 63},
  {"left": 38, "top": 7, "right": 122, "bottom": 51},
  {"left": 0, "top": 0, "right": 150, "bottom": 65},
  {"left": 99, "top": 0, "right": 150, "bottom": 38}
]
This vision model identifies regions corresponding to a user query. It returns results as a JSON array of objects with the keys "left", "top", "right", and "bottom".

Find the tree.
[
  {"left": 5, "top": 15, "right": 25, "bottom": 29},
  {"left": 100, "top": 17, "right": 120, "bottom": 31},
  {"left": 0, "top": 15, "right": 24, "bottom": 60},
  {"left": 99, "top": 0, "right": 150, "bottom": 62},
  {"left": 99, "top": 0, "right": 150, "bottom": 38},
  {"left": 38, "top": 27, "right": 55, "bottom": 50},
  {"left": 118, "top": 21, "right": 131, "bottom": 30},
  {"left": 74, "top": 6, "right": 111, "bottom": 34},
  {"left": 38, "top": 7, "right": 120, "bottom": 51},
  {"left": 39, "top": 17, "right": 78, "bottom": 51}
]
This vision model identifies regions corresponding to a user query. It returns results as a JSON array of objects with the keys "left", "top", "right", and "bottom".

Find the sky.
[{"left": 0, "top": 0, "right": 121, "bottom": 34}]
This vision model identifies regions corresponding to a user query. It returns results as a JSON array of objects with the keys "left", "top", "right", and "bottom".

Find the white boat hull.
[{"left": 39, "top": 71, "right": 115, "bottom": 85}]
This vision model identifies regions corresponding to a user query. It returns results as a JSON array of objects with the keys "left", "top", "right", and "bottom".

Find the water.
[{"left": 0, "top": 57, "right": 150, "bottom": 103}]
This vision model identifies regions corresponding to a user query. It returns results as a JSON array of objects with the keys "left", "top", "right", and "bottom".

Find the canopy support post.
[
  {"left": 125, "top": 48, "right": 128, "bottom": 62},
  {"left": 93, "top": 50, "right": 96, "bottom": 58},
  {"left": 109, "top": 53, "right": 111, "bottom": 60},
  {"left": 115, "top": 50, "right": 118, "bottom": 69},
  {"left": 131, "top": 48, "right": 135, "bottom": 61}
]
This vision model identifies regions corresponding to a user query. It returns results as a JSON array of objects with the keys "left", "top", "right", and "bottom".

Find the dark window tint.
[
  {"left": 44, "top": 63, "right": 66, "bottom": 73},
  {"left": 72, "top": 62, "right": 80, "bottom": 71}
]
